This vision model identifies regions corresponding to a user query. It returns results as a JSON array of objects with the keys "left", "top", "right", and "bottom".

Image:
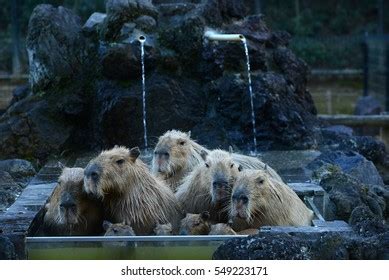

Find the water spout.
[
  {"left": 204, "top": 30, "right": 244, "bottom": 42},
  {"left": 242, "top": 38, "right": 257, "bottom": 155},
  {"left": 139, "top": 35, "right": 148, "bottom": 148}
]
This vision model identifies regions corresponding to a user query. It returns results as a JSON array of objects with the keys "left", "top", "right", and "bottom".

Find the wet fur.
[
  {"left": 230, "top": 170, "right": 314, "bottom": 230},
  {"left": 152, "top": 130, "right": 283, "bottom": 192},
  {"left": 84, "top": 146, "right": 183, "bottom": 235},
  {"left": 175, "top": 150, "right": 239, "bottom": 223},
  {"left": 43, "top": 168, "right": 104, "bottom": 236}
]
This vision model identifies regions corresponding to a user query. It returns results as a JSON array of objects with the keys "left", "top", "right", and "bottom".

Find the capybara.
[
  {"left": 83, "top": 146, "right": 183, "bottom": 235},
  {"left": 43, "top": 167, "right": 104, "bottom": 236},
  {"left": 152, "top": 130, "right": 283, "bottom": 192},
  {"left": 229, "top": 169, "right": 314, "bottom": 230},
  {"left": 209, "top": 223, "right": 237, "bottom": 235},
  {"left": 152, "top": 130, "right": 205, "bottom": 192},
  {"left": 175, "top": 149, "right": 241, "bottom": 223},
  {"left": 103, "top": 221, "right": 136, "bottom": 236},
  {"left": 179, "top": 211, "right": 211, "bottom": 235},
  {"left": 154, "top": 223, "right": 173, "bottom": 235}
]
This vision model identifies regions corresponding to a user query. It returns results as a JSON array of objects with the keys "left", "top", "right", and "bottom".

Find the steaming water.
[
  {"left": 242, "top": 39, "right": 257, "bottom": 155},
  {"left": 140, "top": 39, "right": 148, "bottom": 148}
]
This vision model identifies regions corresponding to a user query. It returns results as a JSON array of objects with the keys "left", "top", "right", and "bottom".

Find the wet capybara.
[
  {"left": 83, "top": 146, "right": 183, "bottom": 235},
  {"left": 103, "top": 221, "right": 136, "bottom": 236},
  {"left": 152, "top": 130, "right": 283, "bottom": 192},
  {"left": 154, "top": 223, "right": 173, "bottom": 236},
  {"left": 179, "top": 211, "right": 211, "bottom": 235},
  {"left": 175, "top": 149, "right": 241, "bottom": 223},
  {"left": 43, "top": 167, "right": 104, "bottom": 236},
  {"left": 229, "top": 169, "right": 314, "bottom": 231}
]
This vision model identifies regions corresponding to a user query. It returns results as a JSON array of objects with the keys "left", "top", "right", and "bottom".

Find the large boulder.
[
  {"left": 0, "top": 159, "right": 36, "bottom": 182},
  {"left": 308, "top": 151, "right": 384, "bottom": 186},
  {"left": 313, "top": 168, "right": 388, "bottom": 221},
  {"left": 0, "top": 171, "right": 22, "bottom": 212},
  {"left": 26, "top": 4, "right": 95, "bottom": 94},
  {"left": 93, "top": 75, "right": 204, "bottom": 148},
  {"left": 101, "top": 0, "right": 158, "bottom": 41}
]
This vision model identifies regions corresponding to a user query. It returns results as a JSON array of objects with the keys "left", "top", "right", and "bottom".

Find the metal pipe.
[
  {"left": 204, "top": 30, "right": 244, "bottom": 42},
  {"left": 138, "top": 35, "right": 146, "bottom": 42}
]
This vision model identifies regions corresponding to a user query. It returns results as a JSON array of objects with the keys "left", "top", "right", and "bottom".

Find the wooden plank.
[{"left": 318, "top": 114, "right": 389, "bottom": 127}]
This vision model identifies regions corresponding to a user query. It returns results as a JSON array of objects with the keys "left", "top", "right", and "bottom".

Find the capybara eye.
[
  {"left": 179, "top": 141, "right": 186, "bottom": 145},
  {"left": 116, "top": 159, "right": 125, "bottom": 165},
  {"left": 164, "top": 152, "right": 169, "bottom": 157},
  {"left": 230, "top": 163, "right": 234, "bottom": 168},
  {"left": 205, "top": 163, "right": 210, "bottom": 168},
  {"left": 258, "top": 179, "right": 264, "bottom": 184}
]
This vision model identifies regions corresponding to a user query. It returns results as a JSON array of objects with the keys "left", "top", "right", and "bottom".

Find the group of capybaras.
[{"left": 42, "top": 130, "right": 314, "bottom": 237}]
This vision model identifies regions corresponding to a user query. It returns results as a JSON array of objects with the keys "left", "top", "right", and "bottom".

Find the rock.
[
  {"left": 0, "top": 171, "right": 23, "bottom": 212},
  {"left": 273, "top": 46, "right": 309, "bottom": 94},
  {"left": 213, "top": 229, "right": 389, "bottom": 260},
  {"left": 93, "top": 76, "right": 205, "bottom": 148},
  {"left": 26, "top": 4, "right": 95, "bottom": 94},
  {"left": 101, "top": 0, "right": 158, "bottom": 41},
  {"left": 349, "top": 206, "right": 387, "bottom": 236},
  {"left": 213, "top": 217, "right": 389, "bottom": 260},
  {"left": 0, "top": 159, "right": 36, "bottom": 182},
  {"left": 0, "top": 236, "right": 16, "bottom": 260},
  {"left": 308, "top": 151, "right": 384, "bottom": 186},
  {"left": 9, "top": 85, "right": 30, "bottom": 107},
  {"left": 194, "top": 73, "right": 319, "bottom": 150},
  {"left": 0, "top": 97, "right": 74, "bottom": 161},
  {"left": 315, "top": 169, "right": 386, "bottom": 221},
  {"left": 83, "top": 12, "right": 106, "bottom": 34},
  {"left": 134, "top": 15, "right": 157, "bottom": 33}
]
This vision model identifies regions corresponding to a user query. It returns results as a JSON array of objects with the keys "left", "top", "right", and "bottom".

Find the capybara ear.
[
  {"left": 200, "top": 211, "right": 210, "bottom": 221},
  {"left": 229, "top": 146, "right": 234, "bottom": 154},
  {"left": 238, "top": 164, "right": 243, "bottom": 172},
  {"left": 44, "top": 203, "right": 50, "bottom": 211},
  {"left": 187, "top": 131, "right": 191, "bottom": 138},
  {"left": 57, "top": 161, "right": 66, "bottom": 170},
  {"left": 129, "top": 147, "right": 140, "bottom": 162},
  {"left": 200, "top": 150, "right": 208, "bottom": 161},
  {"left": 103, "top": 220, "right": 112, "bottom": 231},
  {"left": 227, "top": 219, "right": 233, "bottom": 226}
]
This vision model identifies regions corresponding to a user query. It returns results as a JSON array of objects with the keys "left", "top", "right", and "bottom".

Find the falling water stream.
[
  {"left": 140, "top": 36, "right": 148, "bottom": 148},
  {"left": 242, "top": 38, "right": 257, "bottom": 155}
]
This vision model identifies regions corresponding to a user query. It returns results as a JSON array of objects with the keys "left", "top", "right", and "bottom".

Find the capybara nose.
[
  {"left": 85, "top": 163, "right": 101, "bottom": 181},
  {"left": 212, "top": 180, "right": 228, "bottom": 189},
  {"left": 60, "top": 193, "right": 76, "bottom": 209}
]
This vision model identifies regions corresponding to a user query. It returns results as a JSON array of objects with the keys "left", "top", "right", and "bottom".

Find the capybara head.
[
  {"left": 201, "top": 149, "right": 242, "bottom": 205},
  {"left": 209, "top": 223, "right": 237, "bottom": 235},
  {"left": 152, "top": 130, "right": 193, "bottom": 177},
  {"left": 230, "top": 169, "right": 269, "bottom": 223},
  {"left": 83, "top": 146, "right": 141, "bottom": 198},
  {"left": 179, "top": 211, "right": 211, "bottom": 235},
  {"left": 154, "top": 223, "right": 173, "bottom": 235},
  {"left": 44, "top": 167, "right": 103, "bottom": 235},
  {"left": 103, "top": 221, "right": 136, "bottom": 236}
]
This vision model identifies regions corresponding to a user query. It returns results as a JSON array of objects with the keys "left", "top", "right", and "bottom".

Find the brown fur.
[
  {"left": 103, "top": 221, "right": 136, "bottom": 236},
  {"left": 179, "top": 212, "right": 211, "bottom": 235},
  {"left": 230, "top": 169, "right": 314, "bottom": 231},
  {"left": 43, "top": 167, "right": 104, "bottom": 236},
  {"left": 152, "top": 130, "right": 205, "bottom": 191},
  {"left": 209, "top": 223, "right": 237, "bottom": 235},
  {"left": 175, "top": 149, "right": 241, "bottom": 223},
  {"left": 152, "top": 130, "right": 283, "bottom": 192},
  {"left": 83, "top": 146, "right": 183, "bottom": 235},
  {"left": 154, "top": 223, "right": 173, "bottom": 235}
]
